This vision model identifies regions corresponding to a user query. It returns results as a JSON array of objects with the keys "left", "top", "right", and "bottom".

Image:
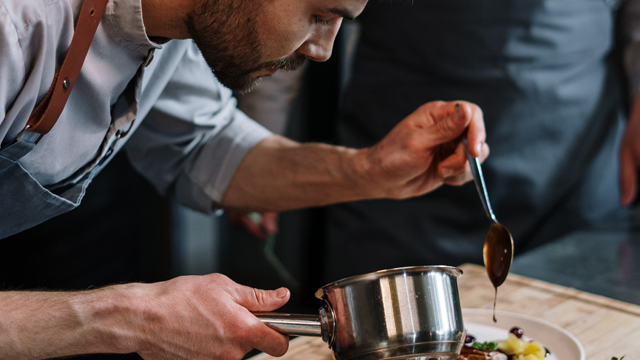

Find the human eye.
[{"left": 314, "top": 15, "right": 332, "bottom": 26}]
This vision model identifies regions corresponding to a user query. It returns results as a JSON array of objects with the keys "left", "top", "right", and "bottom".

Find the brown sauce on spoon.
[{"left": 483, "top": 223, "right": 513, "bottom": 322}]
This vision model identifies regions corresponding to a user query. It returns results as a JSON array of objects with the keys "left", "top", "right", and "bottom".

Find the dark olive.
[
  {"left": 509, "top": 327, "right": 524, "bottom": 339},
  {"left": 464, "top": 333, "right": 476, "bottom": 344}
]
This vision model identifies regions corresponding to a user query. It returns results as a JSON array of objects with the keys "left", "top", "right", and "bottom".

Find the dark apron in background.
[{"left": 324, "top": 0, "right": 627, "bottom": 281}]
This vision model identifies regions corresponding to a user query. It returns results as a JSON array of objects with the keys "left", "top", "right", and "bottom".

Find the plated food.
[
  {"left": 456, "top": 326, "right": 549, "bottom": 360},
  {"left": 461, "top": 308, "right": 585, "bottom": 360}
]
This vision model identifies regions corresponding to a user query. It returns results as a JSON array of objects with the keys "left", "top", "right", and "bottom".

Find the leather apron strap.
[{"left": 3, "top": 0, "right": 109, "bottom": 163}]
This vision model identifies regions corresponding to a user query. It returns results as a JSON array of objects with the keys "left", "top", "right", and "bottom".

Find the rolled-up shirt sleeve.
[
  {"left": 622, "top": 0, "right": 640, "bottom": 96},
  {"left": 125, "top": 40, "right": 272, "bottom": 213}
]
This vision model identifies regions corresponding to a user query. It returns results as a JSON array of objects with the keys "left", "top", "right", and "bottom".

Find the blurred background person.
[
  {"left": 321, "top": 0, "right": 640, "bottom": 282},
  {"left": 203, "top": 0, "right": 640, "bottom": 316}
]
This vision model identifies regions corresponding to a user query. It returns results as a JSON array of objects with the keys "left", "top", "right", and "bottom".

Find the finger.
[
  {"left": 230, "top": 308, "right": 290, "bottom": 358},
  {"left": 240, "top": 215, "right": 266, "bottom": 240},
  {"left": 261, "top": 212, "right": 279, "bottom": 234},
  {"left": 419, "top": 102, "right": 471, "bottom": 147},
  {"left": 443, "top": 171, "right": 474, "bottom": 186},
  {"left": 233, "top": 286, "right": 290, "bottom": 312},
  {"left": 233, "top": 286, "right": 290, "bottom": 356},
  {"left": 462, "top": 102, "right": 486, "bottom": 158},
  {"left": 252, "top": 323, "right": 290, "bottom": 357},
  {"left": 620, "top": 143, "right": 637, "bottom": 206},
  {"left": 476, "top": 142, "right": 490, "bottom": 163},
  {"left": 437, "top": 140, "right": 471, "bottom": 177},
  {"left": 439, "top": 143, "right": 490, "bottom": 184}
]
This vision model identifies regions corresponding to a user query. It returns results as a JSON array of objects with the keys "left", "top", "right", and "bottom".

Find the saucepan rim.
[{"left": 315, "top": 265, "right": 463, "bottom": 299}]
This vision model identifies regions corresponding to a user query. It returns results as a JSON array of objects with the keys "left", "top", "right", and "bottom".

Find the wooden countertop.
[{"left": 251, "top": 263, "right": 640, "bottom": 360}]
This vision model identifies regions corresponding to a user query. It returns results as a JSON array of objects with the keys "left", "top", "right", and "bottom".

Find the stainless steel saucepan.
[{"left": 255, "top": 265, "right": 464, "bottom": 360}]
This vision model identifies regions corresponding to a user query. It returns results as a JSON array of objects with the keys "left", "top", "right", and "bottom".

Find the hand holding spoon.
[{"left": 462, "top": 136, "right": 514, "bottom": 322}]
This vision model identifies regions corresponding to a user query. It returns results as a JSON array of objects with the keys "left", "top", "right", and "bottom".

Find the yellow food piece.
[
  {"left": 498, "top": 334, "right": 546, "bottom": 360},
  {"left": 498, "top": 334, "right": 526, "bottom": 354},
  {"left": 516, "top": 355, "right": 541, "bottom": 360}
]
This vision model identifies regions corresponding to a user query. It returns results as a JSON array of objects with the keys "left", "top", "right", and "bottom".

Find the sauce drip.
[
  {"left": 483, "top": 223, "right": 513, "bottom": 323},
  {"left": 492, "top": 287, "right": 498, "bottom": 322}
]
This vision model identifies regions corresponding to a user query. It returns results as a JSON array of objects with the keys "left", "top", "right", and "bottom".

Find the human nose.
[{"left": 297, "top": 19, "right": 342, "bottom": 62}]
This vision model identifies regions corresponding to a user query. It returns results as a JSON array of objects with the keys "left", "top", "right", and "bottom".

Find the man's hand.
[
  {"left": 621, "top": 94, "right": 640, "bottom": 206},
  {"left": 222, "top": 100, "right": 487, "bottom": 211},
  {"left": 358, "top": 101, "right": 488, "bottom": 199},
  {"left": 131, "top": 274, "right": 290, "bottom": 360},
  {"left": 0, "top": 275, "right": 290, "bottom": 360}
]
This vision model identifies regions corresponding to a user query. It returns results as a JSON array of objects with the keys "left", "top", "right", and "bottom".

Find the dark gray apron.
[{"left": 324, "top": 0, "right": 627, "bottom": 281}]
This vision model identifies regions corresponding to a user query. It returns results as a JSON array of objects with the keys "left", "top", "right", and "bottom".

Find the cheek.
[{"left": 257, "top": 5, "right": 311, "bottom": 60}]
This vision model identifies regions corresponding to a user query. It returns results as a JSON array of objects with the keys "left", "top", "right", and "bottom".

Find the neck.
[{"left": 141, "top": 0, "right": 195, "bottom": 38}]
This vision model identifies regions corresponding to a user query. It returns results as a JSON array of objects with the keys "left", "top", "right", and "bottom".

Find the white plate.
[{"left": 462, "top": 308, "right": 585, "bottom": 360}]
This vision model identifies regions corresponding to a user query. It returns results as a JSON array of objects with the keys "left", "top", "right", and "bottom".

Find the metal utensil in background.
[
  {"left": 247, "top": 212, "right": 300, "bottom": 291},
  {"left": 462, "top": 136, "right": 513, "bottom": 321}
]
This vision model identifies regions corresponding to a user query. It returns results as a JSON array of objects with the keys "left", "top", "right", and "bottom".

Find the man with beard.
[{"left": 0, "top": 0, "right": 488, "bottom": 358}]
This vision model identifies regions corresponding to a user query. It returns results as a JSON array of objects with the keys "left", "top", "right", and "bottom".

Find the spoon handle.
[{"left": 462, "top": 137, "right": 498, "bottom": 223}]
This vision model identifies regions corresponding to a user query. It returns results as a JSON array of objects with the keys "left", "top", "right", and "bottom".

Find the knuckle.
[
  {"left": 241, "top": 312, "right": 262, "bottom": 330},
  {"left": 437, "top": 117, "right": 459, "bottom": 135},
  {"left": 252, "top": 287, "right": 266, "bottom": 305},
  {"left": 404, "top": 134, "right": 425, "bottom": 152},
  {"left": 209, "top": 273, "right": 233, "bottom": 287},
  {"left": 210, "top": 273, "right": 230, "bottom": 282}
]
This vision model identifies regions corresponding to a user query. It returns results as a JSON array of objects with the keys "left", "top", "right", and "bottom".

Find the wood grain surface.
[{"left": 251, "top": 263, "right": 640, "bottom": 360}]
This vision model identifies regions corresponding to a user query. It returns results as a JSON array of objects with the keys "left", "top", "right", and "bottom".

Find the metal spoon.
[{"left": 462, "top": 137, "right": 513, "bottom": 320}]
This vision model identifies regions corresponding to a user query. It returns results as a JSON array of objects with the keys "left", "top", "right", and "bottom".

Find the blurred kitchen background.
[{"left": 3, "top": 15, "right": 640, "bottom": 325}]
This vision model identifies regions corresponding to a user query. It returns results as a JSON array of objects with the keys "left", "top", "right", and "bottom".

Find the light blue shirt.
[{"left": 0, "top": 0, "right": 271, "bottom": 213}]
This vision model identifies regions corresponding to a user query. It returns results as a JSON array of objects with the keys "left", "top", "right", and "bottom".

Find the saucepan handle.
[{"left": 254, "top": 313, "right": 322, "bottom": 336}]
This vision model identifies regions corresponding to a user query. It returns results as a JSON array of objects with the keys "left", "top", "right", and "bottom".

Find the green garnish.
[
  {"left": 612, "top": 356, "right": 625, "bottom": 360},
  {"left": 471, "top": 341, "right": 498, "bottom": 351}
]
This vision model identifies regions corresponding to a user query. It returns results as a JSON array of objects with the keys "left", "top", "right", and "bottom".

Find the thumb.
[
  {"left": 423, "top": 102, "right": 470, "bottom": 147},
  {"left": 620, "top": 143, "right": 637, "bottom": 206},
  {"left": 234, "top": 286, "right": 290, "bottom": 312}
]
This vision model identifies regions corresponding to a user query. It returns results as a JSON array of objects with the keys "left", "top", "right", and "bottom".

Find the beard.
[{"left": 185, "top": 0, "right": 307, "bottom": 93}]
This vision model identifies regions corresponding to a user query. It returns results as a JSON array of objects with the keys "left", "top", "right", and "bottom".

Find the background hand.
[
  {"left": 361, "top": 101, "right": 489, "bottom": 199},
  {"left": 621, "top": 94, "right": 640, "bottom": 206},
  {"left": 228, "top": 211, "right": 279, "bottom": 241}
]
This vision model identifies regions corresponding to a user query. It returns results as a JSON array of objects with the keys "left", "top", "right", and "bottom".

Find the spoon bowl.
[
  {"left": 461, "top": 137, "right": 514, "bottom": 288},
  {"left": 484, "top": 222, "right": 513, "bottom": 287}
]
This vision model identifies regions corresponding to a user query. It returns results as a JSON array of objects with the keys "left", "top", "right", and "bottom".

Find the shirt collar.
[{"left": 103, "top": 0, "right": 163, "bottom": 53}]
